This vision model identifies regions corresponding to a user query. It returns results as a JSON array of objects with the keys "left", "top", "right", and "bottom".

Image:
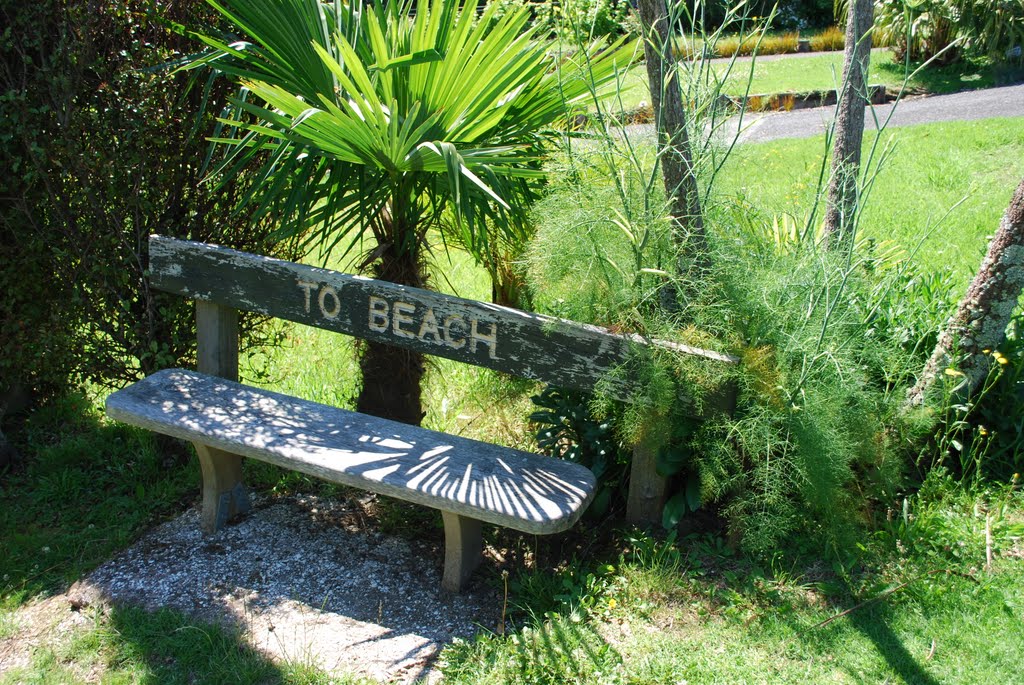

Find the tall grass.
[
  {"left": 810, "top": 25, "right": 845, "bottom": 52},
  {"left": 715, "top": 31, "right": 798, "bottom": 57}
]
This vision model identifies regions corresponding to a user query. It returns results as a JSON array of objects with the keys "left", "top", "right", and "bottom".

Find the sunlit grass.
[
  {"left": 605, "top": 49, "right": 1022, "bottom": 112},
  {"left": 441, "top": 485, "right": 1024, "bottom": 684},
  {"left": 714, "top": 118, "right": 1024, "bottom": 284}
]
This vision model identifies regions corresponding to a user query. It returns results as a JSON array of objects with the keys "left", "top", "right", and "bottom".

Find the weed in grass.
[
  {"left": 0, "top": 603, "right": 357, "bottom": 685},
  {"left": 877, "top": 469, "right": 1024, "bottom": 570},
  {"left": 441, "top": 614, "right": 622, "bottom": 685},
  {"left": 440, "top": 495, "right": 1024, "bottom": 685},
  {"left": 508, "top": 559, "right": 618, "bottom": 623},
  {"left": 0, "top": 610, "right": 18, "bottom": 640}
]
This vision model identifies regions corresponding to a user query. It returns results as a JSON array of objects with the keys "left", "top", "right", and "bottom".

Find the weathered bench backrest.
[{"left": 149, "top": 236, "right": 735, "bottom": 402}]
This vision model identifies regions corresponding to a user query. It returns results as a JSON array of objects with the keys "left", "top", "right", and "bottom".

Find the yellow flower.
[
  {"left": 944, "top": 368, "right": 964, "bottom": 377},
  {"left": 607, "top": 598, "right": 617, "bottom": 610},
  {"left": 979, "top": 426, "right": 988, "bottom": 436}
]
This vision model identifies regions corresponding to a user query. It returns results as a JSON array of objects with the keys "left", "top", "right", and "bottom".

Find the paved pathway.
[
  {"left": 622, "top": 83, "right": 1023, "bottom": 145},
  {"left": 728, "top": 82, "right": 1024, "bottom": 143}
]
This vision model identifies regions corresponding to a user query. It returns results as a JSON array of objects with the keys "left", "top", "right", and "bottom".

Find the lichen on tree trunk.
[{"left": 907, "top": 178, "right": 1024, "bottom": 407}]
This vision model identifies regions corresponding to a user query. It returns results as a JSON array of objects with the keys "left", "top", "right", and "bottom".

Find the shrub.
[
  {"left": 523, "top": 143, "right": 955, "bottom": 557},
  {"left": 714, "top": 34, "right": 760, "bottom": 57},
  {"left": 0, "top": 0, "right": 301, "bottom": 402},
  {"left": 683, "top": 0, "right": 833, "bottom": 32},
  {"left": 870, "top": 0, "right": 1024, "bottom": 65},
  {"left": 712, "top": 32, "right": 798, "bottom": 58},
  {"left": 951, "top": 0, "right": 1024, "bottom": 63},
  {"left": 555, "top": 0, "right": 635, "bottom": 40}
]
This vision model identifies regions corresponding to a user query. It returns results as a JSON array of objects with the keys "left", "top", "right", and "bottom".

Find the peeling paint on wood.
[{"left": 149, "top": 236, "right": 736, "bottom": 401}]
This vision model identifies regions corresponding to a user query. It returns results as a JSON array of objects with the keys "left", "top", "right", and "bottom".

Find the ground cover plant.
[{"left": 439, "top": 480, "right": 1024, "bottom": 684}]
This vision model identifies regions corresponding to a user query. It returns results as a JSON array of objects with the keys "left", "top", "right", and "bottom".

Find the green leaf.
[
  {"left": 186, "top": 0, "right": 636, "bottom": 267},
  {"left": 656, "top": 445, "right": 688, "bottom": 477},
  {"left": 685, "top": 473, "right": 701, "bottom": 512},
  {"left": 662, "top": 492, "right": 688, "bottom": 530},
  {"left": 588, "top": 488, "right": 611, "bottom": 518}
]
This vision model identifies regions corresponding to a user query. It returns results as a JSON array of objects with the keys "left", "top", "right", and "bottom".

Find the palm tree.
[{"left": 186, "top": 0, "right": 633, "bottom": 424}]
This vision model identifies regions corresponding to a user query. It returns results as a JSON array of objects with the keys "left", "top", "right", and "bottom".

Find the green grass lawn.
[
  {"left": 605, "top": 50, "right": 1024, "bottom": 112},
  {"left": 438, "top": 468, "right": 1024, "bottom": 684},
  {"left": 440, "top": 531, "right": 1024, "bottom": 684},
  {"left": 715, "top": 118, "right": 1024, "bottom": 284}
]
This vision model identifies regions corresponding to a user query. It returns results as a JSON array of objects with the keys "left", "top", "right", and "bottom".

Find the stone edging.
[{"left": 579, "top": 84, "right": 891, "bottom": 127}]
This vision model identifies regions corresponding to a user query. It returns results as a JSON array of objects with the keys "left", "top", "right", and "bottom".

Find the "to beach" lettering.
[{"left": 296, "top": 280, "right": 498, "bottom": 359}]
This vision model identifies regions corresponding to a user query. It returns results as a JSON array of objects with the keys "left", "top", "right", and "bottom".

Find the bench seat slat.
[{"left": 106, "top": 369, "right": 595, "bottom": 534}]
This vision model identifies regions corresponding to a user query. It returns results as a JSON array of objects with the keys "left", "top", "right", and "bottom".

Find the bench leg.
[
  {"left": 194, "top": 443, "right": 250, "bottom": 533},
  {"left": 441, "top": 511, "right": 482, "bottom": 593},
  {"left": 626, "top": 439, "right": 668, "bottom": 525}
]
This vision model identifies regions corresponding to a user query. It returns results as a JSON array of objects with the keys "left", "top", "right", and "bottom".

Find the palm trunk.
[
  {"left": 907, "top": 178, "right": 1024, "bottom": 407},
  {"left": 823, "top": 0, "right": 873, "bottom": 249},
  {"left": 356, "top": 204, "right": 427, "bottom": 425},
  {"left": 490, "top": 256, "right": 533, "bottom": 310}
]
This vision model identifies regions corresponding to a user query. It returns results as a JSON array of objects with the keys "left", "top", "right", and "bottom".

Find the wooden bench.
[{"left": 105, "top": 236, "right": 735, "bottom": 591}]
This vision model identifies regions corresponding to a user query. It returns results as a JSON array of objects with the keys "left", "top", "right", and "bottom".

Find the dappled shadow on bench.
[{"left": 109, "top": 369, "right": 592, "bottom": 532}]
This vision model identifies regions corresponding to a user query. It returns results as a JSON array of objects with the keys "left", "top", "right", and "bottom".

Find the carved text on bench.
[{"left": 297, "top": 280, "right": 498, "bottom": 359}]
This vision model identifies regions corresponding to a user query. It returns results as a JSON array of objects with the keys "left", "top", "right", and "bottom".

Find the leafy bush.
[
  {"left": 555, "top": 0, "right": 635, "bottom": 40},
  {"left": 530, "top": 387, "right": 627, "bottom": 518},
  {"left": 977, "top": 317, "right": 1024, "bottom": 477},
  {"left": 871, "top": 0, "right": 1024, "bottom": 64},
  {"left": 760, "top": 32, "right": 800, "bottom": 55},
  {"left": 951, "top": 0, "right": 1024, "bottom": 63},
  {"left": 525, "top": 147, "right": 931, "bottom": 557},
  {"left": 0, "top": 0, "right": 301, "bottom": 402},
  {"left": 714, "top": 34, "right": 760, "bottom": 57},
  {"left": 684, "top": 0, "right": 833, "bottom": 31},
  {"left": 485, "top": 0, "right": 557, "bottom": 37}
]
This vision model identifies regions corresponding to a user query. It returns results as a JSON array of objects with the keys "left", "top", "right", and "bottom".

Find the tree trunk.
[
  {"left": 906, "top": 178, "right": 1024, "bottom": 407},
  {"left": 822, "top": 0, "right": 873, "bottom": 249},
  {"left": 627, "top": 0, "right": 707, "bottom": 523},
  {"left": 634, "top": 0, "right": 708, "bottom": 276},
  {"left": 356, "top": 241, "right": 427, "bottom": 426}
]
